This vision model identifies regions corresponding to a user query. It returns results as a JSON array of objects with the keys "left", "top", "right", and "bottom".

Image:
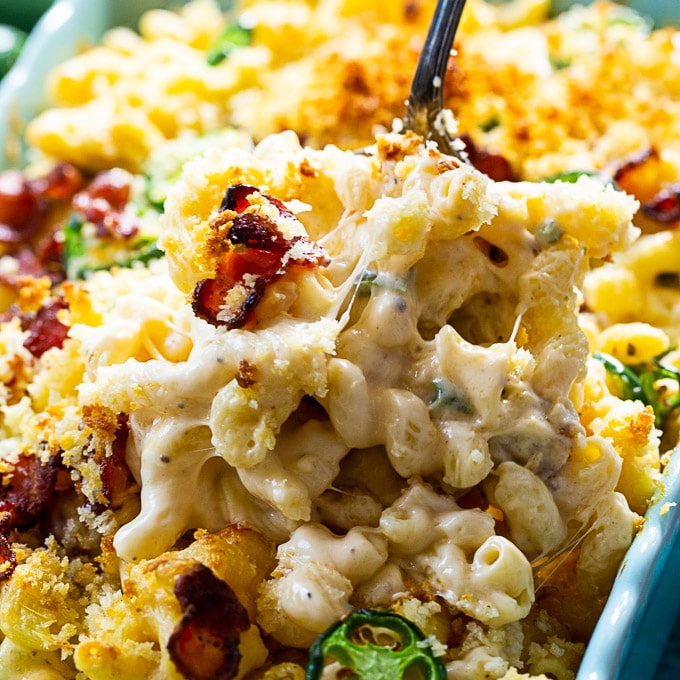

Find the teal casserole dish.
[{"left": 0, "top": 2, "right": 678, "bottom": 679}]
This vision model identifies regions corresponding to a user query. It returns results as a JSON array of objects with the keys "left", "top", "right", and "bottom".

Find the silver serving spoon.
[{"left": 403, "top": 0, "right": 467, "bottom": 158}]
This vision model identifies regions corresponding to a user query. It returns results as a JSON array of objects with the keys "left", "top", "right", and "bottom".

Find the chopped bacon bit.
[
  {"left": 28, "top": 162, "right": 83, "bottom": 202},
  {"left": 22, "top": 297, "right": 70, "bottom": 358},
  {"left": 609, "top": 146, "right": 666, "bottom": 211},
  {"left": 96, "top": 413, "right": 134, "bottom": 510},
  {"left": 0, "top": 170, "right": 38, "bottom": 227},
  {"left": 221, "top": 183, "right": 295, "bottom": 218},
  {"left": 641, "top": 184, "right": 680, "bottom": 224},
  {"left": 0, "top": 163, "right": 82, "bottom": 291},
  {"left": 220, "top": 184, "right": 257, "bottom": 213},
  {"left": 299, "top": 158, "right": 318, "bottom": 178},
  {"left": 0, "top": 248, "right": 52, "bottom": 292},
  {"left": 611, "top": 147, "right": 657, "bottom": 186},
  {"left": 79, "top": 405, "right": 135, "bottom": 510},
  {"left": 192, "top": 184, "right": 329, "bottom": 329},
  {"left": 0, "top": 163, "right": 83, "bottom": 248},
  {"left": 0, "top": 453, "right": 60, "bottom": 532},
  {"left": 0, "top": 529, "right": 17, "bottom": 583},
  {"left": 72, "top": 168, "right": 140, "bottom": 239},
  {"left": 608, "top": 147, "right": 680, "bottom": 226},
  {"left": 168, "top": 562, "right": 250, "bottom": 680},
  {"left": 0, "top": 169, "right": 46, "bottom": 244},
  {"left": 33, "top": 233, "right": 69, "bottom": 285},
  {"left": 404, "top": 0, "right": 423, "bottom": 22},
  {"left": 77, "top": 168, "right": 131, "bottom": 213},
  {"left": 229, "top": 212, "right": 287, "bottom": 251},
  {"left": 235, "top": 360, "right": 257, "bottom": 388},
  {"left": 0, "top": 233, "right": 69, "bottom": 292},
  {"left": 459, "top": 134, "right": 517, "bottom": 181},
  {"left": 192, "top": 263, "right": 267, "bottom": 329},
  {"left": 0, "top": 453, "right": 63, "bottom": 582}
]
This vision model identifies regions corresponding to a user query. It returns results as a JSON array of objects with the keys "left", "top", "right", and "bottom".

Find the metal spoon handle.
[{"left": 403, "top": 0, "right": 467, "bottom": 154}]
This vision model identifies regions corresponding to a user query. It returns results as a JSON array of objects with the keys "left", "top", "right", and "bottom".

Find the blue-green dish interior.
[
  {"left": 550, "top": 0, "right": 679, "bottom": 26},
  {"left": 0, "top": 2, "right": 678, "bottom": 680}
]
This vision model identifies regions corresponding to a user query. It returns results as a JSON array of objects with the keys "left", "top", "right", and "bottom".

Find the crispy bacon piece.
[
  {"left": 33, "top": 233, "right": 69, "bottom": 284},
  {"left": 220, "top": 184, "right": 256, "bottom": 213},
  {"left": 72, "top": 168, "right": 140, "bottom": 239},
  {"left": 95, "top": 413, "right": 134, "bottom": 511},
  {"left": 0, "top": 237, "right": 66, "bottom": 291},
  {"left": 219, "top": 183, "right": 295, "bottom": 218},
  {"left": 609, "top": 147, "right": 680, "bottom": 226},
  {"left": 193, "top": 269, "right": 265, "bottom": 330},
  {"left": 168, "top": 562, "right": 250, "bottom": 680},
  {"left": 0, "top": 249, "right": 53, "bottom": 291},
  {"left": 21, "top": 298, "right": 70, "bottom": 358},
  {"left": 0, "top": 452, "right": 60, "bottom": 532},
  {"left": 459, "top": 134, "right": 517, "bottom": 181},
  {"left": 611, "top": 147, "right": 657, "bottom": 189},
  {"left": 0, "top": 528, "right": 17, "bottom": 582},
  {"left": 79, "top": 405, "right": 135, "bottom": 511},
  {"left": 30, "top": 162, "right": 83, "bottom": 202},
  {"left": 641, "top": 184, "right": 680, "bottom": 224},
  {"left": 0, "top": 452, "right": 63, "bottom": 582},
  {"left": 0, "top": 163, "right": 82, "bottom": 291},
  {"left": 611, "top": 147, "right": 666, "bottom": 209},
  {"left": 0, "top": 170, "right": 46, "bottom": 244},
  {"left": 192, "top": 184, "right": 329, "bottom": 328},
  {"left": 0, "top": 163, "right": 82, "bottom": 247}
]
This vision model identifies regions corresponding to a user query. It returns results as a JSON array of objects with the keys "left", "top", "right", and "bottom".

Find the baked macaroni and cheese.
[{"left": 0, "top": 1, "right": 677, "bottom": 678}]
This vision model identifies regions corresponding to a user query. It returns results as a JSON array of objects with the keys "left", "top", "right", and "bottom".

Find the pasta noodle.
[{"left": 0, "top": 1, "right": 677, "bottom": 679}]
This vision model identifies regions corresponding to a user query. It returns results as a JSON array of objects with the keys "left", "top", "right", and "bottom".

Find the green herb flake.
[
  {"left": 549, "top": 54, "right": 572, "bottom": 71},
  {"left": 206, "top": 22, "right": 252, "bottom": 66},
  {"left": 355, "top": 270, "right": 409, "bottom": 297},
  {"left": 542, "top": 170, "right": 619, "bottom": 189},
  {"left": 534, "top": 218, "right": 564, "bottom": 249},
  {"left": 63, "top": 216, "right": 87, "bottom": 280},
  {"left": 429, "top": 378, "right": 474, "bottom": 416},
  {"left": 479, "top": 114, "right": 501, "bottom": 133}
]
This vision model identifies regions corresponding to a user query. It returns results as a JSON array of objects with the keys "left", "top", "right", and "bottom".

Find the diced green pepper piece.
[
  {"left": 429, "top": 378, "right": 474, "bottom": 415},
  {"left": 306, "top": 609, "right": 446, "bottom": 680},
  {"left": 594, "top": 350, "right": 680, "bottom": 427},
  {"left": 543, "top": 170, "right": 619, "bottom": 189},
  {"left": 534, "top": 218, "right": 564, "bottom": 248},
  {"left": 593, "top": 351, "right": 646, "bottom": 402},
  {"left": 206, "top": 22, "right": 252, "bottom": 66},
  {"left": 355, "top": 270, "right": 408, "bottom": 297}
]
